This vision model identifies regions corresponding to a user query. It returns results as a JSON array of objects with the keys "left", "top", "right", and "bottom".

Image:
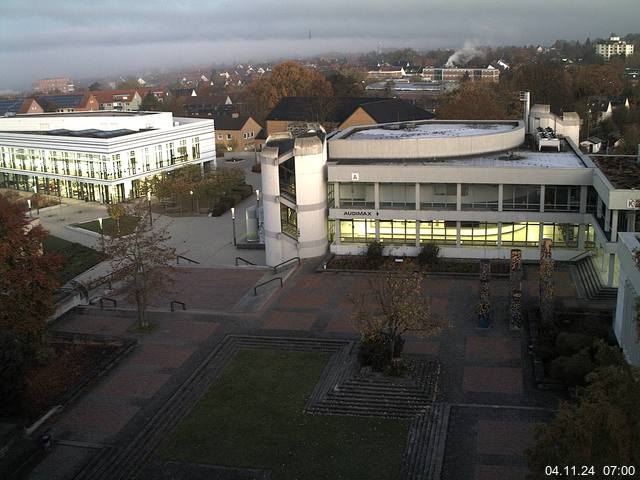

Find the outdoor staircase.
[{"left": 574, "top": 256, "right": 617, "bottom": 301}]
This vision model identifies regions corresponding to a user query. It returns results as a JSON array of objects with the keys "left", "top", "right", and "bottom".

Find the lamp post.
[
  {"left": 27, "top": 199, "right": 32, "bottom": 218},
  {"left": 189, "top": 190, "right": 194, "bottom": 213},
  {"left": 231, "top": 207, "right": 237, "bottom": 246},
  {"left": 147, "top": 191, "right": 153, "bottom": 226},
  {"left": 32, "top": 185, "right": 39, "bottom": 215},
  {"left": 98, "top": 217, "right": 104, "bottom": 252},
  {"left": 255, "top": 189, "right": 260, "bottom": 210}
]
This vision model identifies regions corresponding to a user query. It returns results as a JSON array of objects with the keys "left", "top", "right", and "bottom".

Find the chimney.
[
  {"left": 232, "top": 112, "right": 239, "bottom": 118},
  {"left": 520, "top": 91, "right": 530, "bottom": 134}
]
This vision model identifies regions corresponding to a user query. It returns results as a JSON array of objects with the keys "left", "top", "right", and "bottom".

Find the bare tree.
[
  {"left": 103, "top": 200, "right": 175, "bottom": 329},
  {"left": 352, "top": 271, "right": 447, "bottom": 367}
]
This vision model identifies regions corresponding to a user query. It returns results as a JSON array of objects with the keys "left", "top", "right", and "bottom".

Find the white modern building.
[
  {"left": 614, "top": 232, "right": 640, "bottom": 366},
  {"left": 260, "top": 103, "right": 640, "bottom": 291},
  {"left": 595, "top": 34, "right": 635, "bottom": 60},
  {"left": 0, "top": 111, "right": 215, "bottom": 203}
]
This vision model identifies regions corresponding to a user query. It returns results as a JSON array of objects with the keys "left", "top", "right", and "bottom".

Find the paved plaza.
[{"left": 26, "top": 259, "right": 577, "bottom": 479}]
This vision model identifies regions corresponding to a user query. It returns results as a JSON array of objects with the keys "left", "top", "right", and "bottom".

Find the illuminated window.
[
  {"left": 340, "top": 219, "right": 376, "bottom": 243},
  {"left": 379, "top": 220, "right": 417, "bottom": 245},
  {"left": 419, "top": 220, "right": 457, "bottom": 245},
  {"left": 500, "top": 222, "right": 540, "bottom": 247},
  {"left": 459, "top": 222, "right": 499, "bottom": 246}
]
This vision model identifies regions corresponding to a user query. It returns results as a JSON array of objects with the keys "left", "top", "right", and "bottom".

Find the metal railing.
[
  {"left": 170, "top": 300, "right": 186, "bottom": 312},
  {"left": 272, "top": 257, "right": 300, "bottom": 274},
  {"left": 567, "top": 250, "right": 594, "bottom": 263},
  {"left": 254, "top": 277, "right": 283, "bottom": 295},
  {"left": 99, "top": 297, "right": 117, "bottom": 309},
  {"left": 177, "top": 255, "right": 200, "bottom": 265},
  {"left": 235, "top": 257, "right": 256, "bottom": 266}
]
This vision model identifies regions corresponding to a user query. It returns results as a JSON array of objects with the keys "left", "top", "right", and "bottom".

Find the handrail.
[
  {"left": 254, "top": 277, "right": 283, "bottom": 295},
  {"left": 177, "top": 255, "right": 200, "bottom": 265},
  {"left": 235, "top": 256, "right": 256, "bottom": 266},
  {"left": 567, "top": 250, "right": 594, "bottom": 262},
  {"left": 170, "top": 300, "right": 186, "bottom": 312},
  {"left": 99, "top": 297, "right": 117, "bottom": 308},
  {"left": 272, "top": 256, "right": 300, "bottom": 273}
]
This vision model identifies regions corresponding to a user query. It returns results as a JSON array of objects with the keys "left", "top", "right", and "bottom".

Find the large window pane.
[
  {"left": 501, "top": 222, "right": 540, "bottom": 247},
  {"left": 339, "top": 219, "right": 376, "bottom": 243},
  {"left": 419, "top": 220, "right": 457, "bottom": 245},
  {"left": 503, "top": 185, "right": 540, "bottom": 211},
  {"left": 544, "top": 185, "right": 580, "bottom": 212},
  {"left": 420, "top": 184, "right": 457, "bottom": 210},
  {"left": 542, "top": 223, "right": 579, "bottom": 248},
  {"left": 339, "top": 183, "right": 375, "bottom": 209},
  {"left": 461, "top": 184, "right": 499, "bottom": 211},
  {"left": 379, "top": 183, "right": 415, "bottom": 209},
  {"left": 459, "top": 222, "right": 499, "bottom": 246},
  {"left": 379, "top": 219, "right": 417, "bottom": 245}
]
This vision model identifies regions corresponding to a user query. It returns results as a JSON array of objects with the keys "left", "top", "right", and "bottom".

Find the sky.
[{"left": 1, "top": 0, "right": 639, "bottom": 90}]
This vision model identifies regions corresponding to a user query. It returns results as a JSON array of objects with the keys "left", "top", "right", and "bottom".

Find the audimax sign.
[{"left": 342, "top": 210, "right": 380, "bottom": 217}]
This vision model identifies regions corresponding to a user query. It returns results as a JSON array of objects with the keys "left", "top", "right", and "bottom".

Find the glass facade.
[
  {"left": 339, "top": 183, "right": 375, "bottom": 208},
  {"left": 340, "top": 219, "right": 376, "bottom": 243},
  {"left": 500, "top": 222, "right": 541, "bottom": 247},
  {"left": 379, "top": 183, "right": 415, "bottom": 209},
  {"left": 278, "top": 157, "right": 296, "bottom": 200},
  {"left": 420, "top": 183, "right": 456, "bottom": 210},
  {"left": 544, "top": 185, "right": 580, "bottom": 212},
  {"left": 379, "top": 220, "right": 417, "bottom": 244},
  {"left": 419, "top": 220, "right": 457, "bottom": 245},
  {"left": 461, "top": 184, "right": 499, "bottom": 211},
  {"left": 280, "top": 204, "right": 297, "bottom": 238},
  {"left": 459, "top": 222, "right": 500, "bottom": 246},
  {"left": 502, "top": 185, "right": 541, "bottom": 211}
]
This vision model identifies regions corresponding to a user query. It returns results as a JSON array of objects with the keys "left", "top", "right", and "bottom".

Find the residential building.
[
  {"left": 587, "top": 96, "right": 630, "bottom": 123},
  {"left": 614, "top": 232, "right": 640, "bottom": 366},
  {"left": 263, "top": 97, "right": 433, "bottom": 139},
  {"left": 92, "top": 90, "right": 144, "bottom": 111},
  {"left": 184, "top": 94, "right": 234, "bottom": 117},
  {"left": 0, "top": 111, "right": 215, "bottom": 203},
  {"left": 625, "top": 68, "right": 640, "bottom": 84},
  {"left": 214, "top": 114, "right": 262, "bottom": 151},
  {"left": 366, "top": 66, "right": 406, "bottom": 80},
  {"left": 595, "top": 34, "right": 634, "bottom": 60},
  {"left": 36, "top": 94, "right": 100, "bottom": 113},
  {"left": 0, "top": 98, "right": 44, "bottom": 116},
  {"left": 579, "top": 136, "right": 603, "bottom": 154},
  {"left": 32, "top": 77, "right": 75, "bottom": 94}
]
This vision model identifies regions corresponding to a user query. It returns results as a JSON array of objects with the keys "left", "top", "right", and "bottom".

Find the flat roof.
[
  {"left": 347, "top": 122, "right": 517, "bottom": 140},
  {"left": 331, "top": 146, "right": 587, "bottom": 169},
  {"left": 2, "top": 128, "right": 150, "bottom": 139},
  {"left": 592, "top": 156, "right": 640, "bottom": 189},
  {"left": 12, "top": 111, "right": 157, "bottom": 118}
]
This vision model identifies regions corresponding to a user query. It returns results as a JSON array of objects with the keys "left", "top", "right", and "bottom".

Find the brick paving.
[{"left": 26, "top": 260, "right": 579, "bottom": 480}]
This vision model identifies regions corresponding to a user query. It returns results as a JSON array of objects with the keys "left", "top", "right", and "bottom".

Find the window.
[
  {"left": 327, "top": 183, "right": 335, "bottom": 209},
  {"left": 542, "top": 223, "right": 579, "bottom": 248},
  {"left": 279, "top": 158, "right": 296, "bottom": 200},
  {"left": 339, "top": 183, "right": 375, "bottom": 208},
  {"left": 192, "top": 137, "right": 200, "bottom": 159},
  {"left": 280, "top": 204, "right": 298, "bottom": 238},
  {"left": 500, "top": 222, "right": 540, "bottom": 247},
  {"left": 379, "top": 183, "right": 415, "bottom": 209},
  {"left": 503, "top": 185, "right": 541, "bottom": 211},
  {"left": 340, "top": 219, "right": 376, "bottom": 243},
  {"left": 544, "top": 185, "right": 580, "bottom": 212},
  {"left": 419, "top": 220, "right": 457, "bottom": 245},
  {"left": 378, "top": 220, "right": 416, "bottom": 245},
  {"left": 586, "top": 187, "right": 598, "bottom": 214},
  {"left": 217, "top": 134, "right": 223, "bottom": 140},
  {"left": 420, "top": 184, "right": 457, "bottom": 210},
  {"left": 461, "top": 184, "right": 499, "bottom": 211},
  {"left": 459, "top": 222, "right": 499, "bottom": 246},
  {"left": 226, "top": 134, "right": 232, "bottom": 140}
]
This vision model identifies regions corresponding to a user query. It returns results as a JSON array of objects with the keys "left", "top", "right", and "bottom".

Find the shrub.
[
  {"left": 0, "top": 332, "right": 26, "bottom": 414},
  {"left": 365, "top": 241, "right": 384, "bottom": 269},
  {"left": 417, "top": 243, "right": 440, "bottom": 266},
  {"left": 358, "top": 333, "right": 391, "bottom": 371},
  {"left": 549, "top": 349, "right": 594, "bottom": 386},
  {"left": 555, "top": 332, "right": 593, "bottom": 356}
]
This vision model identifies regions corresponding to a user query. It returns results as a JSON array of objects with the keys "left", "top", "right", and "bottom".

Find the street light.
[
  {"left": 27, "top": 199, "right": 32, "bottom": 218},
  {"left": 147, "top": 190, "right": 153, "bottom": 227},
  {"left": 189, "top": 190, "right": 195, "bottom": 213},
  {"left": 231, "top": 207, "right": 237, "bottom": 246},
  {"left": 32, "top": 185, "right": 39, "bottom": 215},
  {"left": 255, "top": 189, "right": 260, "bottom": 210},
  {"left": 98, "top": 217, "right": 104, "bottom": 252}
]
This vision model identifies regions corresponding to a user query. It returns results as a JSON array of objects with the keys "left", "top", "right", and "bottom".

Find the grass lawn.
[
  {"left": 42, "top": 236, "right": 105, "bottom": 284},
  {"left": 74, "top": 215, "right": 139, "bottom": 236},
  {"left": 161, "top": 349, "right": 410, "bottom": 480}
]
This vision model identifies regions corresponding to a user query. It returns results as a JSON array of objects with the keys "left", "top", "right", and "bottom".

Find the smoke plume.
[{"left": 445, "top": 40, "right": 481, "bottom": 67}]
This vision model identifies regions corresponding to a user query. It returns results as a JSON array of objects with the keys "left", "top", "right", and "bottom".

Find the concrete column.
[
  {"left": 605, "top": 207, "right": 611, "bottom": 232},
  {"left": 538, "top": 221, "right": 544, "bottom": 245},
  {"left": 374, "top": 183, "right": 380, "bottom": 210},
  {"left": 497, "top": 223, "right": 502, "bottom": 247},
  {"left": 456, "top": 184, "right": 462, "bottom": 211},
  {"left": 611, "top": 210, "right": 619, "bottom": 242},
  {"left": 607, "top": 253, "right": 616, "bottom": 287},
  {"left": 123, "top": 179, "right": 133, "bottom": 199},
  {"left": 375, "top": 219, "right": 380, "bottom": 241},
  {"left": 334, "top": 182, "right": 340, "bottom": 208},
  {"left": 539, "top": 185, "right": 545, "bottom": 212},
  {"left": 456, "top": 221, "right": 461, "bottom": 247},
  {"left": 629, "top": 211, "right": 637, "bottom": 233},
  {"left": 597, "top": 198, "right": 603, "bottom": 218},
  {"left": 334, "top": 219, "right": 341, "bottom": 245},
  {"left": 415, "top": 220, "right": 421, "bottom": 247},
  {"left": 579, "top": 185, "right": 587, "bottom": 214},
  {"left": 415, "top": 183, "right": 421, "bottom": 211},
  {"left": 578, "top": 224, "right": 586, "bottom": 249},
  {"left": 498, "top": 184, "right": 503, "bottom": 212}
]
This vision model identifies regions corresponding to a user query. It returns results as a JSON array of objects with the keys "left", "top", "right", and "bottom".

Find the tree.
[
  {"left": 438, "top": 82, "right": 515, "bottom": 119},
  {"left": 140, "top": 92, "right": 161, "bottom": 111},
  {"left": 88, "top": 82, "right": 102, "bottom": 91},
  {"left": 107, "top": 203, "right": 126, "bottom": 234},
  {"left": 245, "top": 61, "right": 333, "bottom": 122},
  {"left": 103, "top": 201, "right": 175, "bottom": 329},
  {"left": 527, "top": 360, "right": 640, "bottom": 477},
  {"left": 352, "top": 271, "right": 447, "bottom": 369},
  {"left": 0, "top": 197, "right": 60, "bottom": 355},
  {"left": 326, "top": 72, "right": 365, "bottom": 97}
]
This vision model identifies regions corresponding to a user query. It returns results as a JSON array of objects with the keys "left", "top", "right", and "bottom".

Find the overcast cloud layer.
[{"left": 1, "top": 0, "right": 638, "bottom": 89}]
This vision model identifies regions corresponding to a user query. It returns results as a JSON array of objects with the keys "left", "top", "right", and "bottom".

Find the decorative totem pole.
[
  {"left": 509, "top": 249, "right": 523, "bottom": 330},
  {"left": 477, "top": 260, "right": 491, "bottom": 328},
  {"left": 539, "top": 238, "right": 555, "bottom": 327}
]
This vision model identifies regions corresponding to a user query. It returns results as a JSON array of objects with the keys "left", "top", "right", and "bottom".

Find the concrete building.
[
  {"left": 0, "top": 111, "right": 215, "bottom": 203},
  {"left": 32, "top": 77, "right": 75, "bottom": 94},
  {"left": 613, "top": 232, "right": 640, "bottom": 366},
  {"left": 595, "top": 34, "right": 634, "bottom": 60},
  {"left": 421, "top": 66, "right": 500, "bottom": 83},
  {"left": 92, "top": 90, "right": 144, "bottom": 111},
  {"left": 260, "top": 100, "right": 640, "bottom": 293}
]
